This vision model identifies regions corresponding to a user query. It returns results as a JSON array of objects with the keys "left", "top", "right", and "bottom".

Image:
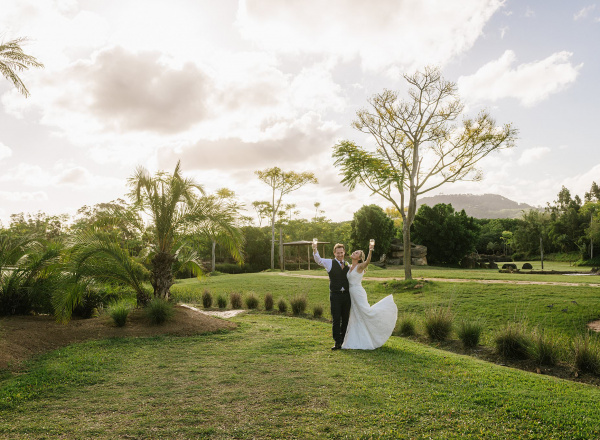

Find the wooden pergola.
[{"left": 282, "top": 240, "right": 330, "bottom": 270}]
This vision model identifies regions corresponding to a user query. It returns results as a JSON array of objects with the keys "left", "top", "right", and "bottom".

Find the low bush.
[
  {"left": 230, "top": 292, "right": 243, "bottom": 309},
  {"left": 277, "top": 298, "right": 288, "bottom": 313},
  {"left": 530, "top": 329, "right": 562, "bottom": 366},
  {"left": 216, "top": 294, "right": 227, "bottom": 309},
  {"left": 457, "top": 319, "right": 483, "bottom": 348},
  {"left": 245, "top": 293, "right": 259, "bottom": 309},
  {"left": 573, "top": 333, "right": 600, "bottom": 375},
  {"left": 312, "top": 304, "right": 323, "bottom": 318},
  {"left": 108, "top": 300, "right": 131, "bottom": 327},
  {"left": 202, "top": 289, "right": 213, "bottom": 309},
  {"left": 145, "top": 297, "right": 174, "bottom": 325},
  {"left": 395, "top": 314, "right": 417, "bottom": 337},
  {"left": 494, "top": 323, "right": 531, "bottom": 360},
  {"left": 424, "top": 306, "right": 453, "bottom": 341},
  {"left": 264, "top": 293, "right": 274, "bottom": 311},
  {"left": 290, "top": 295, "right": 307, "bottom": 316}
]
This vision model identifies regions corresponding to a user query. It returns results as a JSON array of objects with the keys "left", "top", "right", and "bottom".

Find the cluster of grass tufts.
[
  {"left": 312, "top": 304, "right": 323, "bottom": 318},
  {"left": 277, "top": 298, "right": 288, "bottom": 313},
  {"left": 457, "top": 319, "right": 483, "bottom": 348},
  {"left": 290, "top": 295, "right": 307, "bottom": 316},
  {"left": 108, "top": 300, "right": 131, "bottom": 327},
  {"left": 264, "top": 293, "right": 274, "bottom": 311},
  {"left": 230, "top": 292, "right": 242, "bottom": 309},
  {"left": 424, "top": 306, "right": 453, "bottom": 341},
  {"left": 145, "top": 297, "right": 174, "bottom": 325},
  {"left": 202, "top": 289, "right": 213, "bottom": 309},
  {"left": 494, "top": 323, "right": 531, "bottom": 360},
  {"left": 245, "top": 293, "right": 259, "bottom": 309},
  {"left": 395, "top": 314, "right": 417, "bottom": 337},
  {"left": 216, "top": 294, "right": 227, "bottom": 309},
  {"left": 530, "top": 328, "right": 562, "bottom": 366},
  {"left": 573, "top": 333, "right": 600, "bottom": 375}
]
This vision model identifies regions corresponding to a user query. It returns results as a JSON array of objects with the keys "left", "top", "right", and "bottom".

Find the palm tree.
[
  {"left": 0, "top": 37, "right": 44, "bottom": 97},
  {"left": 128, "top": 161, "right": 244, "bottom": 299}
]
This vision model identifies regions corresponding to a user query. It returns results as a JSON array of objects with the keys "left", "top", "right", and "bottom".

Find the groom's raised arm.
[{"left": 313, "top": 250, "right": 332, "bottom": 272}]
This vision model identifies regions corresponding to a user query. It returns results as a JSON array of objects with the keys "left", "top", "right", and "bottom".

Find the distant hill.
[{"left": 416, "top": 194, "right": 540, "bottom": 219}]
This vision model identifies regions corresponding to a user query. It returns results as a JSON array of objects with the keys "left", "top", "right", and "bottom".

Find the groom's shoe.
[{"left": 331, "top": 344, "right": 342, "bottom": 350}]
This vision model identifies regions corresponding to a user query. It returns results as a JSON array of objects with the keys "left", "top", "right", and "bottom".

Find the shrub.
[
  {"left": 216, "top": 294, "right": 227, "bottom": 309},
  {"left": 230, "top": 292, "right": 243, "bottom": 309},
  {"left": 145, "top": 297, "right": 174, "bottom": 325},
  {"left": 277, "top": 298, "right": 288, "bottom": 313},
  {"left": 457, "top": 319, "right": 483, "bottom": 348},
  {"left": 531, "top": 329, "right": 562, "bottom": 366},
  {"left": 424, "top": 306, "right": 453, "bottom": 341},
  {"left": 245, "top": 293, "right": 259, "bottom": 309},
  {"left": 202, "top": 289, "right": 213, "bottom": 309},
  {"left": 264, "top": 293, "right": 274, "bottom": 311},
  {"left": 313, "top": 304, "right": 323, "bottom": 318},
  {"left": 573, "top": 334, "right": 600, "bottom": 375},
  {"left": 108, "top": 300, "right": 131, "bottom": 327},
  {"left": 290, "top": 295, "right": 307, "bottom": 316},
  {"left": 494, "top": 323, "right": 531, "bottom": 360},
  {"left": 395, "top": 314, "right": 417, "bottom": 337}
]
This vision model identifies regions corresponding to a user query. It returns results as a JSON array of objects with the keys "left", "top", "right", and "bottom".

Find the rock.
[{"left": 502, "top": 263, "right": 517, "bottom": 270}]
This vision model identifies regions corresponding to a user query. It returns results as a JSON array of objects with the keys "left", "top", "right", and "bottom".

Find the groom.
[{"left": 312, "top": 242, "right": 351, "bottom": 350}]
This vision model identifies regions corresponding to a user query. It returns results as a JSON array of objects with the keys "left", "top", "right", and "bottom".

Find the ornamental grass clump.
[
  {"left": 531, "top": 328, "right": 562, "bottom": 367},
  {"left": 290, "top": 295, "right": 307, "bottom": 316},
  {"left": 457, "top": 319, "right": 483, "bottom": 348},
  {"left": 573, "top": 333, "right": 600, "bottom": 375},
  {"left": 145, "top": 297, "right": 174, "bottom": 325},
  {"left": 230, "top": 292, "right": 242, "bottom": 309},
  {"left": 202, "top": 289, "right": 213, "bottom": 309},
  {"left": 245, "top": 293, "right": 259, "bottom": 309},
  {"left": 264, "top": 293, "right": 274, "bottom": 311},
  {"left": 277, "top": 298, "right": 288, "bottom": 313},
  {"left": 395, "top": 314, "right": 417, "bottom": 337},
  {"left": 494, "top": 323, "right": 531, "bottom": 360},
  {"left": 424, "top": 306, "right": 453, "bottom": 341},
  {"left": 312, "top": 304, "right": 323, "bottom": 318},
  {"left": 216, "top": 294, "right": 227, "bottom": 309},
  {"left": 108, "top": 300, "right": 131, "bottom": 327}
]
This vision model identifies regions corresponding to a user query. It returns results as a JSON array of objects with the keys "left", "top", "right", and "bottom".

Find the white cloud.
[
  {"left": 561, "top": 162, "right": 600, "bottom": 199},
  {"left": 236, "top": 0, "right": 505, "bottom": 72},
  {"left": 0, "top": 191, "right": 48, "bottom": 202},
  {"left": 574, "top": 5, "right": 596, "bottom": 20},
  {"left": 0, "top": 142, "right": 12, "bottom": 161},
  {"left": 458, "top": 50, "right": 582, "bottom": 107},
  {"left": 518, "top": 146, "right": 551, "bottom": 166}
]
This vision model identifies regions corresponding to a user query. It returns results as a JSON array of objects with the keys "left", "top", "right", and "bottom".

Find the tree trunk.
[
  {"left": 151, "top": 251, "right": 176, "bottom": 299},
  {"left": 211, "top": 240, "right": 216, "bottom": 272},
  {"left": 403, "top": 221, "right": 413, "bottom": 280}
]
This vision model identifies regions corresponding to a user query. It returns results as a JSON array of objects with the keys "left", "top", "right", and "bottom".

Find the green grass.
[{"left": 2, "top": 314, "right": 600, "bottom": 439}]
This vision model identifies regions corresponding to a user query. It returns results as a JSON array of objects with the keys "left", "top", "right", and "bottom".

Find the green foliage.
[
  {"left": 108, "top": 300, "right": 131, "bottom": 327},
  {"left": 495, "top": 323, "right": 532, "bottom": 360},
  {"left": 230, "top": 292, "right": 242, "bottom": 309},
  {"left": 423, "top": 306, "right": 453, "bottom": 341},
  {"left": 264, "top": 293, "right": 274, "bottom": 311},
  {"left": 396, "top": 314, "right": 417, "bottom": 337},
  {"left": 412, "top": 203, "right": 479, "bottom": 265},
  {"left": 0, "top": 36, "right": 44, "bottom": 97},
  {"left": 216, "top": 294, "right": 227, "bottom": 309},
  {"left": 475, "top": 218, "right": 523, "bottom": 254},
  {"left": 290, "top": 295, "right": 307, "bottom": 315},
  {"left": 457, "top": 319, "right": 483, "bottom": 348},
  {"left": 573, "top": 334, "right": 600, "bottom": 375},
  {"left": 277, "top": 298, "right": 288, "bottom": 313},
  {"left": 530, "top": 329, "right": 562, "bottom": 367},
  {"left": 312, "top": 304, "right": 323, "bottom": 318},
  {"left": 349, "top": 204, "right": 395, "bottom": 260},
  {"left": 244, "top": 293, "right": 259, "bottom": 309},
  {"left": 201, "top": 289, "right": 212, "bottom": 309},
  {"left": 145, "top": 298, "right": 174, "bottom": 325}
]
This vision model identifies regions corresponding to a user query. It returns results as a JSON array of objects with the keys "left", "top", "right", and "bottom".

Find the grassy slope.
[{"left": 1, "top": 314, "right": 600, "bottom": 439}]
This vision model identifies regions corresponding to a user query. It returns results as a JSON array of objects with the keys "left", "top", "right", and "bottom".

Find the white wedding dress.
[{"left": 342, "top": 268, "right": 398, "bottom": 350}]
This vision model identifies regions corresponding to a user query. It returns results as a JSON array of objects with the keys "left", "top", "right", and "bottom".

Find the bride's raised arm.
[{"left": 358, "top": 247, "right": 373, "bottom": 273}]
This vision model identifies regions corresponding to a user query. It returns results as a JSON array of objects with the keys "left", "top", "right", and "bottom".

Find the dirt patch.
[
  {"left": 588, "top": 320, "right": 600, "bottom": 332},
  {"left": 0, "top": 305, "right": 237, "bottom": 370}
]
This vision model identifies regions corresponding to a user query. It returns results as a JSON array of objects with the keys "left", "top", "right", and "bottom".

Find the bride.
[{"left": 342, "top": 243, "right": 398, "bottom": 350}]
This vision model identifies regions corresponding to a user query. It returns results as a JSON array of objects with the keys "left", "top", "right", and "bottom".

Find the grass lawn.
[{"left": 2, "top": 314, "right": 600, "bottom": 439}]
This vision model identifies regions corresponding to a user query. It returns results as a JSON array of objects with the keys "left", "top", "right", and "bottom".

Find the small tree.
[
  {"left": 333, "top": 66, "right": 517, "bottom": 279},
  {"left": 349, "top": 204, "right": 395, "bottom": 261},
  {"left": 255, "top": 167, "right": 317, "bottom": 270}
]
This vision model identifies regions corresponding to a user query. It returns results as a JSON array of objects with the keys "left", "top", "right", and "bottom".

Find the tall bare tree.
[
  {"left": 255, "top": 167, "right": 317, "bottom": 269},
  {"left": 333, "top": 66, "right": 517, "bottom": 279},
  {"left": 0, "top": 37, "right": 43, "bottom": 97}
]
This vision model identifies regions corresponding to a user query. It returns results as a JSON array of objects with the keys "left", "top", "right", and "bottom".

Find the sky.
[{"left": 1, "top": 0, "right": 599, "bottom": 226}]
